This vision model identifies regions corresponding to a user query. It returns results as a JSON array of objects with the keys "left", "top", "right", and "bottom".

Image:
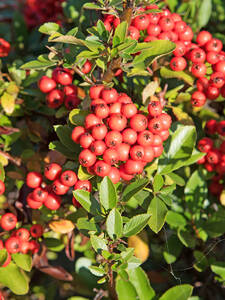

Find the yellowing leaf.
[
  {"left": 49, "top": 219, "right": 75, "bottom": 234},
  {"left": 142, "top": 81, "right": 159, "bottom": 105},
  {"left": 6, "top": 82, "right": 19, "bottom": 96},
  {"left": 1, "top": 92, "right": 15, "bottom": 114},
  {"left": 172, "top": 107, "right": 194, "bottom": 125},
  {"left": 128, "top": 232, "right": 150, "bottom": 263},
  {"left": 220, "top": 190, "right": 225, "bottom": 206},
  {"left": 0, "top": 154, "right": 8, "bottom": 167}
]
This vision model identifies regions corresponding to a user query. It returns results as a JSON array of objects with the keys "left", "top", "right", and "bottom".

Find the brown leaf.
[
  {"left": 49, "top": 219, "right": 75, "bottom": 234},
  {"left": 26, "top": 160, "right": 41, "bottom": 172},
  {"left": 26, "top": 120, "right": 48, "bottom": 141},
  {"left": 44, "top": 150, "right": 66, "bottom": 165},
  {"left": 7, "top": 171, "right": 24, "bottom": 180},
  {"left": 65, "top": 231, "right": 75, "bottom": 261},
  {"left": 0, "top": 126, "right": 20, "bottom": 135}
]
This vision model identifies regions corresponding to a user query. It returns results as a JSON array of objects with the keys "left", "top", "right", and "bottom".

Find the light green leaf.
[
  {"left": 159, "top": 284, "right": 193, "bottom": 300},
  {"left": 39, "top": 22, "right": 61, "bottom": 35},
  {"left": 73, "top": 190, "right": 101, "bottom": 215},
  {"left": 211, "top": 262, "right": 225, "bottom": 280},
  {"left": 113, "top": 21, "right": 128, "bottom": 47},
  {"left": 78, "top": 165, "right": 94, "bottom": 180},
  {"left": 166, "top": 211, "right": 187, "bottom": 228},
  {"left": 123, "top": 214, "right": 151, "bottom": 237},
  {"left": 160, "top": 67, "right": 195, "bottom": 85},
  {"left": 69, "top": 109, "right": 89, "bottom": 126},
  {"left": 197, "top": 0, "right": 212, "bottom": 29},
  {"left": 21, "top": 60, "right": 56, "bottom": 70},
  {"left": 148, "top": 197, "right": 168, "bottom": 233},
  {"left": 0, "top": 249, "right": 8, "bottom": 266},
  {"left": 11, "top": 253, "right": 32, "bottom": 272},
  {"left": 106, "top": 208, "right": 123, "bottom": 240},
  {"left": 0, "top": 163, "right": 5, "bottom": 181},
  {"left": 90, "top": 235, "right": 108, "bottom": 253},
  {"left": 153, "top": 174, "right": 164, "bottom": 192},
  {"left": 122, "top": 178, "right": 149, "bottom": 202},
  {"left": 100, "top": 177, "right": 117, "bottom": 211},
  {"left": 1, "top": 92, "right": 15, "bottom": 114},
  {"left": 116, "top": 276, "right": 137, "bottom": 300}
]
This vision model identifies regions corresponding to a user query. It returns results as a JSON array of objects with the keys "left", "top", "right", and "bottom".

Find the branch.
[
  {"left": 73, "top": 66, "right": 95, "bottom": 85},
  {"left": 0, "top": 150, "right": 21, "bottom": 167}
]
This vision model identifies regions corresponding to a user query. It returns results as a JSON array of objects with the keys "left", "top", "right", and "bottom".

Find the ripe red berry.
[
  {"left": 133, "top": 15, "right": 150, "bottom": 31},
  {"left": 206, "top": 149, "right": 221, "bottom": 164},
  {"left": 130, "top": 114, "right": 148, "bottom": 132},
  {"left": 60, "top": 170, "right": 77, "bottom": 187},
  {"left": 124, "top": 159, "right": 143, "bottom": 175},
  {"left": 205, "top": 119, "right": 217, "bottom": 135},
  {"left": 92, "top": 124, "right": 108, "bottom": 140},
  {"left": 159, "top": 17, "right": 174, "bottom": 31},
  {"left": 85, "top": 114, "right": 101, "bottom": 129},
  {"left": 71, "top": 126, "right": 85, "bottom": 143},
  {"left": 94, "top": 103, "right": 110, "bottom": 119},
  {"left": 174, "top": 21, "right": 187, "bottom": 33},
  {"left": 15, "top": 228, "right": 30, "bottom": 241},
  {"left": 121, "top": 103, "right": 137, "bottom": 119},
  {"left": 119, "top": 164, "right": 134, "bottom": 181},
  {"left": 101, "top": 88, "right": 118, "bottom": 104},
  {"left": 80, "top": 132, "right": 94, "bottom": 148},
  {"left": 191, "top": 63, "right": 206, "bottom": 78},
  {"left": 205, "top": 85, "right": 220, "bottom": 100},
  {"left": 108, "top": 167, "right": 120, "bottom": 184},
  {"left": 130, "top": 145, "right": 145, "bottom": 161},
  {"left": 206, "top": 51, "right": 220, "bottom": 65},
  {"left": 196, "top": 31, "right": 212, "bottom": 46},
  {"left": 103, "top": 148, "right": 119, "bottom": 165},
  {"left": 0, "top": 180, "right": 5, "bottom": 195},
  {"left": 210, "top": 72, "right": 225, "bottom": 88},
  {"left": 94, "top": 161, "right": 111, "bottom": 177},
  {"left": 159, "top": 113, "right": 172, "bottom": 130},
  {"left": 148, "top": 13, "right": 160, "bottom": 24},
  {"left": 32, "top": 187, "right": 48, "bottom": 203},
  {"left": 117, "top": 94, "right": 132, "bottom": 104},
  {"left": 205, "top": 38, "right": 223, "bottom": 53},
  {"left": 152, "top": 134, "right": 163, "bottom": 146},
  {"left": 1, "top": 213, "right": 17, "bottom": 231},
  {"left": 143, "top": 146, "right": 154, "bottom": 162},
  {"left": 20, "top": 241, "right": 30, "bottom": 254},
  {"left": 148, "top": 117, "right": 164, "bottom": 134},
  {"left": 137, "top": 130, "right": 154, "bottom": 147},
  {"left": 217, "top": 120, "right": 225, "bottom": 136},
  {"left": 170, "top": 56, "right": 187, "bottom": 71},
  {"left": 26, "top": 193, "right": 42, "bottom": 209},
  {"left": 198, "top": 138, "right": 214, "bottom": 152},
  {"left": 190, "top": 48, "right": 206, "bottom": 63},
  {"left": 52, "top": 68, "right": 73, "bottom": 85},
  {"left": 29, "top": 240, "right": 40, "bottom": 254},
  {"left": 128, "top": 26, "right": 140, "bottom": 40},
  {"left": 109, "top": 102, "right": 122, "bottom": 114},
  {"left": 81, "top": 60, "right": 92, "bottom": 74},
  {"left": 105, "top": 131, "right": 123, "bottom": 147},
  {"left": 214, "top": 61, "right": 225, "bottom": 74},
  {"left": 45, "top": 163, "right": 62, "bottom": 181},
  {"left": 108, "top": 114, "right": 127, "bottom": 131},
  {"left": 79, "top": 149, "right": 96, "bottom": 167},
  {"left": 147, "top": 24, "right": 161, "bottom": 36},
  {"left": 89, "top": 85, "right": 104, "bottom": 99},
  {"left": 191, "top": 91, "right": 206, "bottom": 107},
  {"left": 26, "top": 172, "right": 42, "bottom": 188},
  {"left": 115, "top": 143, "right": 130, "bottom": 161},
  {"left": 171, "top": 13, "right": 182, "bottom": 22},
  {"left": 64, "top": 95, "right": 80, "bottom": 110},
  {"left": 52, "top": 179, "right": 70, "bottom": 195},
  {"left": 90, "top": 140, "right": 107, "bottom": 156},
  {"left": 44, "top": 193, "right": 61, "bottom": 210},
  {"left": 173, "top": 41, "right": 186, "bottom": 57},
  {"left": 46, "top": 89, "right": 64, "bottom": 109},
  {"left": 30, "top": 224, "right": 44, "bottom": 238},
  {"left": 179, "top": 26, "right": 193, "bottom": 41},
  {"left": 38, "top": 76, "right": 56, "bottom": 93},
  {"left": 148, "top": 101, "right": 163, "bottom": 117},
  {"left": 74, "top": 180, "right": 92, "bottom": 192},
  {"left": 196, "top": 77, "right": 209, "bottom": 91},
  {"left": 63, "top": 84, "right": 78, "bottom": 96},
  {"left": 153, "top": 145, "right": 164, "bottom": 157},
  {"left": 122, "top": 128, "right": 137, "bottom": 145},
  {"left": 5, "top": 237, "right": 20, "bottom": 254}
]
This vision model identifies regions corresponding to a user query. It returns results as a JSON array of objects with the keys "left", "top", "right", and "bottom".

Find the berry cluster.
[
  {"left": 21, "top": 0, "right": 65, "bottom": 29},
  {"left": 72, "top": 86, "right": 172, "bottom": 184},
  {"left": 38, "top": 67, "right": 80, "bottom": 110},
  {"left": 197, "top": 119, "right": 225, "bottom": 197},
  {"left": 0, "top": 38, "right": 10, "bottom": 58},
  {"left": 0, "top": 213, "right": 42, "bottom": 267},
  {"left": 103, "top": 5, "right": 225, "bottom": 107},
  {"left": 26, "top": 164, "right": 91, "bottom": 210}
]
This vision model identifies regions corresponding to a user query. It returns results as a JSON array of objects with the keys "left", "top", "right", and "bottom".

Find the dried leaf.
[
  {"left": 49, "top": 219, "right": 75, "bottom": 234},
  {"left": 142, "top": 81, "right": 159, "bottom": 105},
  {"left": 1, "top": 92, "right": 15, "bottom": 114}
]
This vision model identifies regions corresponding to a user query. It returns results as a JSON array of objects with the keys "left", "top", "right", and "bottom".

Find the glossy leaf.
[
  {"left": 197, "top": 0, "right": 212, "bottom": 29},
  {"left": 73, "top": 190, "right": 101, "bottom": 215},
  {"left": 90, "top": 235, "right": 108, "bottom": 253},
  {"left": 123, "top": 214, "right": 151, "bottom": 237},
  {"left": 148, "top": 197, "right": 168, "bottom": 233},
  {"left": 11, "top": 253, "right": 32, "bottom": 272},
  {"left": 153, "top": 174, "right": 164, "bottom": 192},
  {"left": 106, "top": 208, "right": 123, "bottom": 240},
  {"left": 116, "top": 276, "right": 137, "bottom": 300},
  {"left": 122, "top": 178, "right": 149, "bottom": 202},
  {"left": 100, "top": 177, "right": 117, "bottom": 211},
  {"left": 159, "top": 284, "right": 193, "bottom": 300}
]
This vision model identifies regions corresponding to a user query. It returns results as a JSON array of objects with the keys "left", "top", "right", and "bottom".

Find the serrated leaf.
[
  {"left": 106, "top": 208, "right": 123, "bottom": 240},
  {"left": 159, "top": 284, "right": 193, "bottom": 300},
  {"left": 100, "top": 177, "right": 117, "bottom": 211},
  {"left": 122, "top": 178, "right": 149, "bottom": 202},
  {"left": 160, "top": 67, "right": 194, "bottom": 85},
  {"left": 148, "top": 197, "right": 168, "bottom": 233},
  {"left": 73, "top": 190, "right": 101, "bottom": 215},
  {"left": 123, "top": 214, "right": 151, "bottom": 237},
  {"left": 11, "top": 253, "right": 32, "bottom": 271}
]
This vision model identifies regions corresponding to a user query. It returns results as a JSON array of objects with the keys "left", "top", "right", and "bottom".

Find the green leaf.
[
  {"left": 20, "top": 60, "right": 56, "bottom": 70},
  {"left": 78, "top": 165, "right": 94, "bottom": 180},
  {"left": 158, "top": 124, "right": 196, "bottom": 175},
  {"left": 77, "top": 218, "right": 100, "bottom": 235},
  {"left": 211, "top": 262, "right": 225, "bottom": 280},
  {"left": 178, "top": 228, "right": 196, "bottom": 248},
  {"left": 44, "top": 238, "right": 65, "bottom": 252},
  {"left": 83, "top": 2, "right": 103, "bottom": 10},
  {"left": 54, "top": 125, "right": 79, "bottom": 152},
  {"left": 153, "top": 174, "right": 164, "bottom": 192},
  {"left": 39, "top": 22, "right": 61, "bottom": 35},
  {"left": 123, "top": 214, "right": 151, "bottom": 237},
  {"left": 1, "top": 92, "right": 15, "bottom": 114},
  {"left": 183, "top": 149, "right": 206, "bottom": 166},
  {"left": 122, "top": 178, "right": 149, "bottom": 202},
  {"left": 100, "top": 177, "right": 117, "bottom": 211},
  {"left": 113, "top": 21, "right": 128, "bottom": 47},
  {"left": 166, "top": 211, "right": 187, "bottom": 228},
  {"left": 160, "top": 67, "right": 195, "bottom": 85},
  {"left": 159, "top": 284, "right": 193, "bottom": 300},
  {"left": 0, "top": 249, "right": 8, "bottom": 266},
  {"left": 0, "top": 262, "right": 29, "bottom": 295},
  {"left": 166, "top": 172, "right": 185, "bottom": 186},
  {"left": 89, "top": 266, "right": 105, "bottom": 277},
  {"left": 197, "top": 0, "right": 212, "bottom": 29},
  {"left": 0, "top": 163, "right": 5, "bottom": 181},
  {"left": 90, "top": 235, "right": 108, "bottom": 253},
  {"left": 116, "top": 276, "right": 137, "bottom": 300},
  {"left": 73, "top": 190, "right": 101, "bottom": 215},
  {"left": 163, "top": 235, "right": 183, "bottom": 264},
  {"left": 128, "top": 267, "right": 155, "bottom": 300},
  {"left": 193, "top": 251, "right": 208, "bottom": 272},
  {"left": 69, "top": 109, "right": 89, "bottom": 126},
  {"left": 106, "top": 208, "right": 123, "bottom": 240},
  {"left": 148, "top": 197, "right": 168, "bottom": 233},
  {"left": 49, "top": 141, "right": 75, "bottom": 159},
  {"left": 11, "top": 253, "right": 32, "bottom": 271}
]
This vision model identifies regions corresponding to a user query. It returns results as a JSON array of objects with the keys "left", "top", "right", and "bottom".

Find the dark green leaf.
[
  {"left": 163, "top": 235, "right": 183, "bottom": 264},
  {"left": 69, "top": 109, "right": 89, "bottom": 126},
  {"left": 100, "top": 177, "right": 117, "bottom": 211},
  {"left": 122, "top": 178, "right": 149, "bottom": 202},
  {"left": 193, "top": 251, "right": 208, "bottom": 272},
  {"left": 106, "top": 208, "right": 123, "bottom": 240},
  {"left": 54, "top": 125, "right": 79, "bottom": 152},
  {"left": 49, "top": 141, "right": 75, "bottom": 159},
  {"left": 148, "top": 197, "right": 168, "bottom": 233},
  {"left": 178, "top": 228, "right": 196, "bottom": 248},
  {"left": 123, "top": 214, "right": 151, "bottom": 237},
  {"left": 73, "top": 190, "right": 101, "bottom": 215}
]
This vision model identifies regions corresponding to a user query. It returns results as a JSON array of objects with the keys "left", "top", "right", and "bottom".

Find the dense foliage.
[{"left": 0, "top": 1, "right": 225, "bottom": 300}]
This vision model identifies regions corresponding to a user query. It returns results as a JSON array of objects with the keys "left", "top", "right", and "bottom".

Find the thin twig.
[
  {"left": 0, "top": 150, "right": 21, "bottom": 167},
  {"left": 73, "top": 66, "right": 95, "bottom": 85}
]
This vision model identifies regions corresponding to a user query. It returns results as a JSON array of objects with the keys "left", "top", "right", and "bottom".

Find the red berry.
[
  {"left": 143, "top": 146, "right": 154, "bottom": 162},
  {"left": 148, "top": 13, "right": 160, "bottom": 25},
  {"left": 52, "top": 179, "right": 70, "bottom": 195},
  {"left": 63, "top": 84, "right": 78, "bottom": 96},
  {"left": 122, "top": 128, "right": 137, "bottom": 145},
  {"left": 1, "top": 213, "right": 17, "bottom": 231},
  {"left": 26, "top": 172, "right": 42, "bottom": 188},
  {"left": 108, "top": 114, "right": 127, "bottom": 131},
  {"left": 94, "top": 160, "right": 111, "bottom": 177},
  {"left": 30, "top": 224, "right": 44, "bottom": 238},
  {"left": 81, "top": 60, "right": 92, "bottom": 74},
  {"left": 130, "top": 145, "right": 145, "bottom": 161},
  {"left": 206, "top": 149, "right": 221, "bottom": 164},
  {"left": 205, "top": 119, "right": 217, "bottom": 135},
  {"left": 64, "top": 95, "right": 80, "bottom": 110},
  {"left": 0, "top": 180, "right": 5, "bottom": 195},
  {"left": 119, "top": 164, "right": 134, "bottom": 181},
  {"left": 60, "top": 170, "right": 77, "bottom": 187},
  {"left": 101, "top": 88, "right": 118, "bottom": 104},
  {"left": 147, "top": 24, "right": 161, "bottom": 36},
  {"left": 121, "top": 103, "right": 137, "bottom": 119},
  {"left": 92, "top": 124, "right": 108, "bottom": 140},
  {"left": 174, "top": 21, "right": 187, "bottom": 33},
  {"left": 148, "top": 101, "right": 163, "bottom": 117},
  {"left": 52, "top": 68, "right": 73, "bottom": 85},
  {"left": 205, "top": 85, "right": 220, "bottom": 100},
  {"left": 108, "top": 167, "right": 120, "bottom": 184},
  {"left": 26, "top": 193, "right": 42, "bottom": 209},
  {"left": 148, "top": 117, "right": 164, "bottom": 134},
  {"left": 137, "top": 130, "right": 153, "bottom": 146},
  {"left": 90, "top": 140, "right": 106, "bottom": 156},
  {"left": 85, "top": 114, "right": 101, "bottom": 129},
  {"left": 44, "top": 193, "right": 61, "bottom": 210},
  {"left": 217, "top": 120, "right": 225, "bottom": 136},
  {"left": 109, "top": 102, "right": 122, "bottom": 114},
  {"left": 46, "top": 89, "right": 64, "bottom": 109},
  {"left": 5, "top": 237, "right": 20, "bottom": 254},
  {"left": 158, "top": 130, "right": 170, "bottom": 141},
  {"left": 196, "top": 31, "right": 212, "bottom": 46},
  {"left": 173, "top": 41, "right": 186, "bottom": 57},
  {"left": 210, "top": 72, "right": 225, "bottom": 88},
  {"left": 103, "top": 148, "right": 119, "bottom": 165},
  {"left": 179, "top": 26, "right": 193, "bottom": 41},
  {"left": 117, "top": 94, "right": 132, "bottom": 104},
  {"left": 198, "top": 138, "right": 213, "bottom": 152},
  {"left": 79, "top": 132, "right": 94, "bottom": 148},
  {"left": 72, "top": 197, "right": 81, "bottom": 208},
  {"left": 190, "top": 48, "right": 206, "bottom": 63},
  {"left": 32, "top": 187, "right": 48, "bottom": 203},
  {"left": 152, "top": 134, "right": 163, "bottom": 146},
  {"left": 115, "top": 143, "right": 130, "bottom": 161},
  {"left": 89, "top": 85, "right": 104, "bottom": 99},
  {"left": 74, "top": 180, "right": 92, "bottom": 192},
  {"left": 71, "top": 126, "right": 85, "bottom": 143},
  {"left": 205, "top": 38, "right": 223, "bottom": 53},
  {"left": 159, "top": 113, "right": 172, "bottom": 130},
  {"left": 133, "top": 15, "right": 150, "bottom": 31},
  {"left": 38, "top": 76, "right": 56, "bottom": 93},
  {"left": 191, "top": 63, "right": 206, "bottom": 78},
  {"left": 191, "top": 91, "right": 206, "bottom": 107},
  {"left": 153, "top": 145, "right": 164, "bottom": 157},
  {"left": 15, "top": 228, "right": 30, "bottom": 241},
  {"left": 214, "top": 61, "right": 225, "bottom": 74},
  {"left": 20, "top": 241, "right": 30, "bottom": 254},
  {"left": 130, "top": 114, "right": 148, "bottom": 132},
  {"left": 171, "top": 13, "right": 182, "bottom": 22},
  {"left": 45, "top": 163, "right": 62, "bottom": 181},
  {"left": 105, "top": 131, "right": 123, "bottom": 147},
  {"left": 29, "top": 240, "right": 40, "bottom": 254},
  {"left": 159, "top": 17, "right": 174, "bottom": 31},
  {"left": 206, "top": 51, "right": 220, "bottom": 65},
  {"left": 170, "top": 56, "right": 187, "bottom": 71},
  {"left": 79, "top": 149, "right": 96, "bottom": 167},
  {"left": 124, "top": 159, "right": 143, "bottom": 175},
  {"left": 128, "top": 26, "right": 140, "bottom": 40},
  {"left": 196, "top": 77, "right": 209, "bottom": 92},
  {"left": 94, "top": 103, "right": 109, "bottom": 119}
]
